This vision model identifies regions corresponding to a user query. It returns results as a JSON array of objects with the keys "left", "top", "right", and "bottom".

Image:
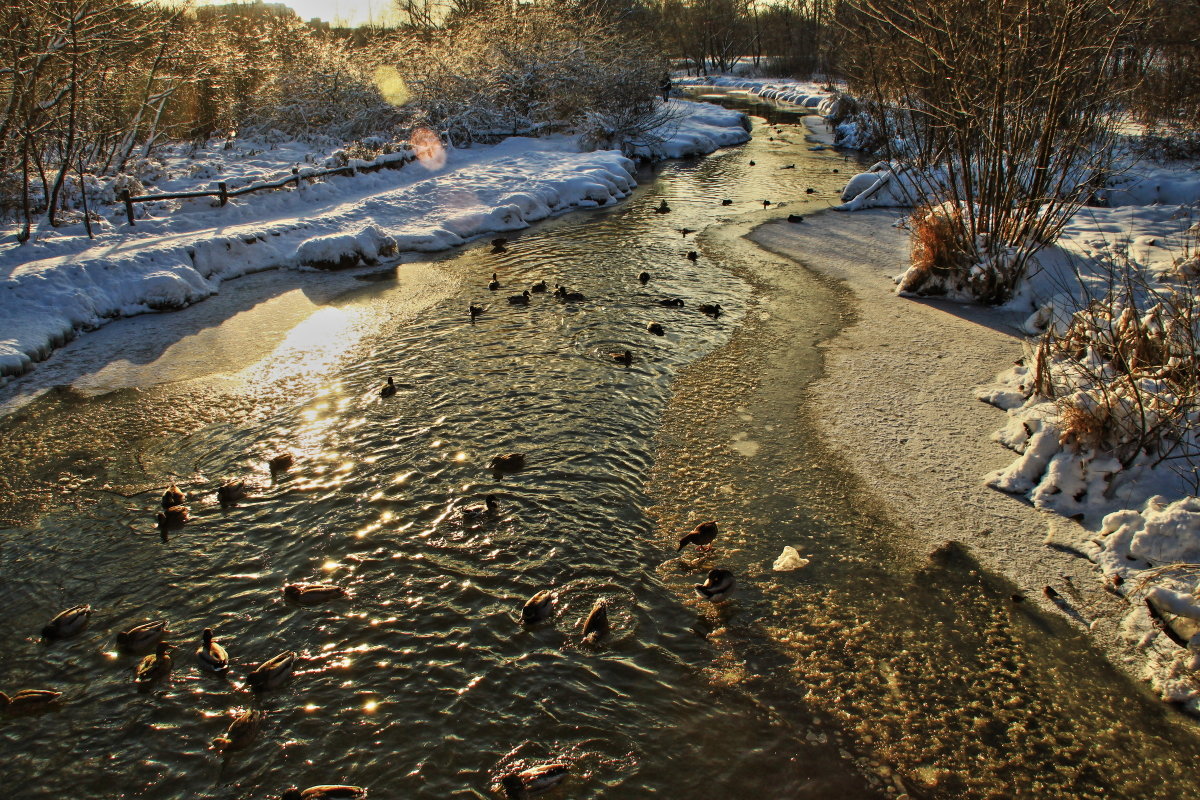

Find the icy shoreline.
[{"left": 0, "top": 99, "right": 749, "bottom": 383}]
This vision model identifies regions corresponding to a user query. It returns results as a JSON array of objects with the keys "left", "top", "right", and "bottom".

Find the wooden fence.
[{"left": 118, "top": 149, "right": 417, "bottom": 226}]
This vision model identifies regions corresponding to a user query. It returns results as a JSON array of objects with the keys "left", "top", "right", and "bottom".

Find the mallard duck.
[
  {"left": 162, "top": 483, "right": 185, "bottom": 509},
  {"left": 461, "top": 495, "right": 499, "bottom": 521},
  {"left": 135, "top": 642, "right": 173, "bottom": 688},
  {"left": 42, "top": 604, "right": 91, "bottom": 640},
  {"left": 197, "top": 627, "right": 229, "bottom": 673},
  {"left": 581, "top": 600, "right": 609, "bottom": 645},
  {"left": 283, "top": 583, "right": 348, "bottom": 604},
  {"left": 694, "top": 568, "right": 736, "bottom": 601},
  {"left": 501, "top": 763, "right": 569, "bottom": 798},
  {"left": 492, "top": 238, "right": 508, "bottom": 248},
  {"left": 116, "top": 620, "right": 169, "bottom": 653},
  {"left": 761, "top": 200, "right": 771, "bottom": 208},
  {"left": 489, "top": 273, "right": 501, "bottom": 290},
  {"left": 647, "top": 322, "right": 665, "bottom": 336},
  {"left": 268, "top": 452, "right": 294, "bottom": 472},
  {"left": 609, "top": 350, "right": 633, "bottom": 366},
  {"left": 655, "top": 199, "right": 670, "bottom": 214},
  {"left": 380, "top": 377, "right": 397, "bottom": 398},
  {"left": 787, "top": 214, "right": 804, "bottom": 223},
  {"left": 469, "top": 303, "right": 486, "bottom": 320},
  {"left": 248, "top": 651, "right": 296, "bottom": 692},
  {"left": 721, "top": 199, "right": 733, "bottom": 206},
  {"left": 658, "top": 297, "right": 684, "bottom": 308},
  {"left": 217, "top": 479, "right": 249, "bottom": 502},
  {"left": 213, "top": 708, "right": 265, "bottom": 751},
  {"left": 638, "top": 271, "right": 650, "bottom": 285},
  {"left": 781, "top": 163, "right": 796, "bottom": 169},
  {"left": 680, "top": 228, "right": 694, "bottom": 236},
  {"left": 280, "top": 786, "right": 366, "bottom": 800},
  {"left": 490, "top": 453, "right": 525, "bottom": 472},
  {"left": 559, "top": 289, "right": 585, "bottom": 302},
  {"left": 748, "top": 160, "right": 755, "bottom": 166},
  {"left": 686, "top": 251, "right": 698, "bottom": 261},
  {"left": 806, "top": 187, "right": 815, "bottom": 194},
  {"left": 530, "top": 280, "right": 547, "bottom": 293},
  {"left": 677, "top": 520, "right": 718, "bottom": 551},
  {"left": 508, "top": 290, "right": 531, "bottom": 305},
  {"left": 0, "top": 689, "right": 63, "bottom": 713},
  {"left": 698, "top": 303, "right": 722, "bottom": 318},
  {"left": 157, "top": 505, "right": 189, "bottom": 529},
  {"left": 491, "top": 240, "right": 508, "bottom": 254},
  {"left": 521, "top": 590, "right": 555, "bottom": 624}
]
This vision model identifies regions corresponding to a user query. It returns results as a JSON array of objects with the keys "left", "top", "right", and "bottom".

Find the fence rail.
[{"left": 118, "top": 148, "right": 417, "bottom": 226}]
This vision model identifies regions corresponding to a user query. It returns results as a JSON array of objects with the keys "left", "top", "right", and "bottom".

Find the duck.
[
  {"left": 469, "top": 303, "right": 486, "bottom": 321},
  {"left": 658, "top": 297, "right": 684, "bottom": 308},
  {"left": 680, "top": 228, "right": 694, "bottom": 237},
  {"left": 677, "top": 520, "right": 718, "bottom": 551},
  {"left": 698, "top": 303, "right": 722, "bottom": 318},
  {"left": 461, "top": 494, "right": 499, "bottom": 521},
  {"left": 694, "top": 568, "right": 736, "bottom": 601},
  {"left": 609, "top": 350, "right": 633, "bottom": 366},
  {"left": 116, "top": 620, "right": 169, "bottom": 653},
  {"left": 530, "top": 280, "right": 548, "bottom": 293},
  {"left": 686, "top": 251, "right": 698, "bottom": 261},
  {"left": 213, "top": 708, "right": 265, "bottom": 752},
  {"left": 655, "top": 199, "right": 670, "bottom": 214},
  {"left": 217, "top": 479, "right": 249, "bottom": 502},
  {"left": 194, "top": 627, "right": 229, "bottom": 673},
  {"left": 134, "top": 642, "right": 173, "bottom": 688},
  {"left": 0, "top": 689, "right": 63, "bottom": 713},
  {"left": 281, "top": 787, "right": 366, "bottom": 800},
  {"left": 283, "top": 583, "right": 348, "bottom": 604},
  {"left": 492, "top": 238, "right": 508, "bottom": 249},
  {"left": 490, "top": 453, "right": 526, "bottom": 472},
  {"left": 521, "top": 590, "right": 555, "bottom": 624},
  {"left": 748, "top": 160, "right": 755, "bottom": 166},
  {"left": 787, "top": 214, "right": 804, "bottom": 223},
  {"left": 248, "top": 651, "right": 296, "bottom": 692},
  {"left": 380, "top": 377, "right": 397, "bottom": 398},
  {"left": 162, "top": 483, "right": 185, "bottom": 509},
  {"left": 41, "top": 604, "right": 91, "bottom": 640},
  {"left": 501, "top": 763, "right": 569, "bottom": 798},
  {"left": 647, "top": 322, "right": 665, "bottom": 336},
  {"left": 268, "top": 452, "right": 294, "bottom": 473},
  {"left": 781, "top": 164, "right": 796, "bottom": 169},
  {"left": 157, "top": 505, "right": 189, "bottom": 529},
  {"left": 721, "top": 199, "right": 733, "bottom": 206},
  {"left": 492, "top": 243, "right": 508, "bottom": 254},
  {"left": 806, "top": 187, "right": 815, "bottom": 194},
  {"left": 489, "top": 273, "right": 501, "bottom": 291},
  {"left": 553, "top": 285, "right": 585, "bottom": 302},
  {"left": 508, "top": 290, "right": 531, "bottom": 305},
  {"left": 761, "top": 200, "right": 771, "bottom": 209},
  {"left": 581, "top": 600, "right": 609, "bottom": 645},
  {"left": 638, "top": 271, "right": 650, "bottom": 285}
]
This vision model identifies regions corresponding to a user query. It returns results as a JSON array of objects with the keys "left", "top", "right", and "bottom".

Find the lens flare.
[
  {"left": 373, "top": 66, "right": 409, "bottom": 107},
  {"left": 411, "top": 127, "right": 446, "bottom": 171}
]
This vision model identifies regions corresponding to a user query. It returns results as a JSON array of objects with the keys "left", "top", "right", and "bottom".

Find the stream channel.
[{"left": 1, "top": 92, "right": 1199, "bottom": 800}]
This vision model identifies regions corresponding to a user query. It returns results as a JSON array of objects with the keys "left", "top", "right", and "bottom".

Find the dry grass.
[
  {"left": 1057, "top": 396, "right": 1110, "bottom": 449},
  {"left": 899, "top": 205, "right": 973, "bottom": 294}
]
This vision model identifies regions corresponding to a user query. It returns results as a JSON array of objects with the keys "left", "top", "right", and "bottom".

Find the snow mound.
[
  {"left": 297, "top": 226, "right": 398, "bottom": 270},
  {"left": 773, "top": 546, "right": 810, "bottom": 571}
]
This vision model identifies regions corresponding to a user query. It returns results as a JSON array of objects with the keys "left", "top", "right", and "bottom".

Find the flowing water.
[{"left": 1, "top": 93, "right": 1198, "bottom": 800}]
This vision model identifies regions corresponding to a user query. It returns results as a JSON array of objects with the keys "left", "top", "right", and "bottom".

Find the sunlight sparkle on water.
[
  {"left": 255, "top": 307, "right": 360, "bottom": 384},
  {"left": 363, "top": 699, "right": 379, "bottom": 713}
]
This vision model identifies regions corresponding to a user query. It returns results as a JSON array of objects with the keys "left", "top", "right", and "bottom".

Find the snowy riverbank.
[{"left": 0, "top": 99, "right": 749, "bottom": 382}]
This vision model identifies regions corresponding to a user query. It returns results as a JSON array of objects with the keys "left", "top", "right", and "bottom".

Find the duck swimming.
[
  {"left": 489, "top": 273, "right": 501, "bottom": 290},
  {"left": 248, "top": 651, "right": 296, "bottom": 692},
  {"left": 530, "top": 280, "right": 547, "bottom": 293},
  {"left": 655, "top": 199, "right": 670, "bottom": 214},
  {"left": 638, "top": 271, "right": 650, "bottom": 285},
  {"left": 197, "top": 627, "right": 229, "bottom": 673},
  {"left": 42, "top": 604, "right": 91, "bottom": 640},
  {"left": 217, "top": 479, "right": 249, "bottom": 502},
  {"left": 281, "top": 787, "right": 366, "bottom": 800},
  {"left": 658, "top": 297, "right": 684, "bottom": 308},
  {"left": 501, "top": 763, "right": 569, "bottom": 798},
  {"left": 213, "top": 708, "right": 265, "bottom": 752},
  {"left": 116, "top": 620, "right": 169, "bottom": 653},
  {"left": 461, "top": 494, "right": 499, "bottom": 521},
  {"left": 609, "top": 350, "right": 633, "bottom": 365},
  {"left": 698, "top": 303, "right": 722, "bottom": 318},
  {"left": 134, "top": 642, "right": 173, "bottom": 688},
  {"left": 469, "top": 303, "right": 486, "bottom": 321},
  {"left": 380, "top": 377, "right": 397, "bottom": 398},
  {"left": 490, "top": 453, "right": 526, "bottom": 471},
  {"left": 721, "top": 199, "right": 733, "bottom": 206},
  {"left": 162, "top": 483, "right": 185, "bottom": 509},
  {"left": 686, "top": 251, "right": 698, "bottom": 261},
  {"left": 283, "top": 583, "right": 348, "bottom": 604},
  {"left": 157, "top": 505, "right": 189, "bottom": 529},
  {"left": 647, "top": 322, "right": 665, "bottom": 336},
  {"left": 677, "top": 520, "right": 718, "bottom": 551},
  {"left": 0, "top": 689, "right": 63, "bottom": 713},
  {"left": 508, "top": 290, "right": 531, "bottom": 305},
  {"left": 581, "top": 600, "right": 609, "bottom": 645},
  {"left": 787, "top": 214, "right": 804, "bottom": 223},
  {"left": 694, "top": 568, "right": 736, "bottom": 602},
  {"left": 268, "top": 452, "right": 294, "bottom": 473},
  {"left": 521, "top": 590, "right": 555, "bottom": 624}
]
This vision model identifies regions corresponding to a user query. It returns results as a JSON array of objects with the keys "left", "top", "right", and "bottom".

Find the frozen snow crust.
[{"left": 0, "top": 99, "right": 749, "bottom": 381}]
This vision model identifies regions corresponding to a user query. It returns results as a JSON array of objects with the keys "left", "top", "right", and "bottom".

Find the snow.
[
  {"left": 772, "top": 546, "right": 810, "bottom": 571},
  {"left": 674, "top": 75, "right": 833, "bottom": 111},
  {"left": 0, "top": 99, "right": 748, "bottom": 382}
]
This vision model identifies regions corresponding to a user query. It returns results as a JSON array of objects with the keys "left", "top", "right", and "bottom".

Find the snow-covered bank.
[
  {"left": 675, "top": 75, "right": 834, "bottom": 110},
  {"left": 0, "top": 99, "right": 749, "bottom": 382}
]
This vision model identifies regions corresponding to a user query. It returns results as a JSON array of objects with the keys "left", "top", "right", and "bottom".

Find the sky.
[{"left": 190, "top": 0, "right": 400, "bottom": 27}]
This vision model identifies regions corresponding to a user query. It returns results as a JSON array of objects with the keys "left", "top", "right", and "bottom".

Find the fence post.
[
  {"left": 218, "top": 181, "right": 228, "bottom": 206},
  {"left": 121, "top": 189, "right": 135, "bottom": 226}
]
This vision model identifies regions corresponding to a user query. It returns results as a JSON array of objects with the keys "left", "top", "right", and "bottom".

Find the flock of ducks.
[{"left": 13, "top": 204, "right": 749, "bottom": 800}]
